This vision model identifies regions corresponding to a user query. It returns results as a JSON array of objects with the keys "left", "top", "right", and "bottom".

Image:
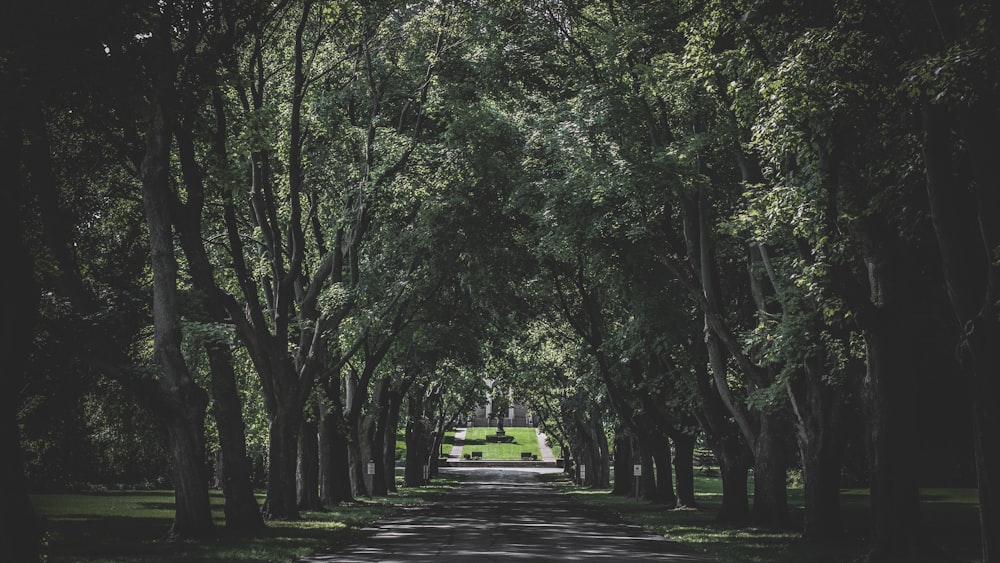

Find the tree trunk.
[
  {"left": 923, "top": 99, "right": 1000, "bottom": 563},
  {"left": 382, "top": 387, "right": 406, "bottom": 493},
  {"left": 140, "top": 86, "right": 215, "bottom": 538},
  {"left": 319, "top": 404, "right": 353, "bottom": 504},
  {"left": 650, "top": 435, "right": 676, "bottom": 506},
  {"left": 693, "top": 341, "right": 752, "bottom": 523},
  {"left": 788, "top": 355, "right": 847, "bottom": 541},
  {"left": 297, "top": 405, "right": 321, "bottom": 510},
  {"left": 751, "top": 411, "right": 789, "bottom": 527},
  {"left": 205, "top": 345, "right": 264, "bottom": 529},
  {"left": 672, "top": 431, "right": 698, "bottom": 508},
  {"left": 1, "top": 118, "right": 44, "bottom": 562},
  {"left": 264, "top": 407, "right": 301, "bottom": 520},
  {"left": 611, "top": 430, "right": 633, "bottom": 496},
  {"left": 862, "top": 319, "right": 922, "bottom": 558},
  {"left": 716, "top": 439, "right": 752, "bottom": 525},
  {"left": 174, "top": 110, "right": 264, "bottom": 531},
  {"left": 369, "top": 378, "right": 391, "bottom": 497},
  {"left": 800, "top": 436, "right": 844, "bottom": 542},
  {"left": 592, "top": 411, "right": 611, "bottom": 488},
  {"left": 404, "top": 395, "right": 432, "bottom": 487},
  {"left": 855, "top": 232, "right": 922, "bottom": 559}
]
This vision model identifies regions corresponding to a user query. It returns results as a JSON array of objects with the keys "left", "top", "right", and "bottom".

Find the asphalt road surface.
[{"left": 299, "top": 467, "right": 719, "bottom": 562}]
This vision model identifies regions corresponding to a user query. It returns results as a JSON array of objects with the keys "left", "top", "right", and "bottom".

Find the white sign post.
[
  {"left": 367, "top": 460, "right": 376, "bottom": 499},
  {"left": 633, "top": 464, "right": 642, "bottom": 501},
  {"left": 580, "top": 464, "right": 586, "bottom": 484}
]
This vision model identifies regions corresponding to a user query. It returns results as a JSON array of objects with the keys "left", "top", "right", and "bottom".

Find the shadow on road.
[{"left": 300, "top": 467, "right": 719, "bottom": 562}]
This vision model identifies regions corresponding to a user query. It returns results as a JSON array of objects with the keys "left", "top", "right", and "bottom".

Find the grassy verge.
[
  {"left": 440, "top": 429, "right": 456, "bottom": 457},
  {"left": 33, "top": 472, "right": 460, "bottom": 562},
  {"left": 461, "top": 427, "right": 541, "bottom": 459},
  {"left": 542, "top": 472, "right": 981, "bottom": 562}
]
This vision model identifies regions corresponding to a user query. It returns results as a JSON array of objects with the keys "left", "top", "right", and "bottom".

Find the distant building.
[{"left": 468, "top": 379, "right": 536, "bottom": 427}]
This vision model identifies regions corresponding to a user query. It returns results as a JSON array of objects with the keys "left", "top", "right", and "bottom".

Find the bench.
[
  {"left": 471, "top": 451, "right": 483, "bottom": 460},
  {"left": 521, "top": 452, "right": 536, "bottom": 461}
]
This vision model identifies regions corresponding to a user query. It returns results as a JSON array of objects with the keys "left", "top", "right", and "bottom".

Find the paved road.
[{"left": 300, "top": 467, "right": 719, "bottom": 562}]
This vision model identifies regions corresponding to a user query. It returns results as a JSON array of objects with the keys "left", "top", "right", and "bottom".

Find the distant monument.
[{"left": 486, "top": 413, "right": 513, "bottom": 443}]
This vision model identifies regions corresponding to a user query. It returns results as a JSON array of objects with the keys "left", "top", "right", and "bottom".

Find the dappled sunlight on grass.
[
  {"left": 32, "top": 475, "right": 462, "bottom": 562},
  {"left": 548, "top": 472, "right": 981, "bottom": 562}
]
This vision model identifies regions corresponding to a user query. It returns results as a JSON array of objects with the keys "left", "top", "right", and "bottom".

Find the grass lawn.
[
  {"left": 32, "top": 472, "right": 460, "bottom": 562},
  {"left": 393, "top": 430, "right": 456, "bottom": 460},
  {"left": 461, "top": 427, "right": 541, "bottom": 460},
  {"left": 544, "top": 472, "right": 982, "bottom": 563}
]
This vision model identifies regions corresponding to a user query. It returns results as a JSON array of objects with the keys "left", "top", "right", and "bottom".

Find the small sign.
[
  {"left": 367, "top": 461, "right": 376, "bottom": 476},
  {"left": 633, "top": 464, "right": 642, "bottom": 477},
  {"left": 580, "top": 464, "right": 586, "bottom": 479},
  {"left": 423, "top": 465, "right": 430, "bottom": 480}
]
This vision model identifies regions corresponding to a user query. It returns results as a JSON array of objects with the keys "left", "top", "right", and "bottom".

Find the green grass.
[
  {"left": 440, "top": 429, "right": 456, "bottom": 457},
  {"left": 544, "top": 472, "right": 982, "bottom": 563},
  {"left": 33, "top": 472, "right": 460, "bottom": 562},
  {"left": 460, "top": 427, "right": 541, "bottom": 460}
]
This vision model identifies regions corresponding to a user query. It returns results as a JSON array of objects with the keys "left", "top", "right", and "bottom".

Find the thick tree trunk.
[
  {"left": 404, "top": 399, "right": 431, "bottom": 487},
  {"left": 672, "top": 431, "right": 698, "bottom": 508},
  {"left": 141, "top": 89, "right": 215, "bottom": 538},
  {"left": 319, "top": 405, "right": 353, "bottom": 504},
  {"left": 788, "top": 356, "right": 847, "bottom": 542},
  {"left": 923, "top": 99, "right": 1000, "bottom": 563},
  {"left": 369, "top": 378, "right": 391, "bottom": 497},
  {"left": 206, "top": 345, "right": 264, "bottom": 529},
  {"left": 1, "top": 120, "right": 43, "bottom": 561},
  {"left": 347, "top": 417, "right": 368, "bottom": 497},
  {"left": 716, "top": 441, "right": 752, "bottom": 525},
  {"left": 750, "top": 412, "right": 789, "bottom": 527},
  {"left": 650, "top": 436, "right": 676, "bottom": 506},
  {"left": 800, "top": 438, "right": 844, "bottom": 542},
  {"left": 297, "top": 406, "right": 321, "bottom": 510},
  {"left": 161, "top": 399, "right": 214, "bottom": 537},
  {"left": 382, "top": 388, "right": 405, "bottom": 493},
  {"left": 855, "top": 231, "right": 922, "bottom": 559},
  {"left": 593, "top": 412, "right": 612, "bottom": 488},
  {"left": 862, "top": 320, "right": 922, "bottom": 559},
  {"left": 611, "top": 430, "right": 633, "bottom": 496},
  {"left": 692, "top": 342, "right": 752, "bottom": 523},
  {"left": 264, "top": 409, "right": 301, "bottom": 520},
  {"left": 175, "top": 118, "right": 263, "bottom": 531}
]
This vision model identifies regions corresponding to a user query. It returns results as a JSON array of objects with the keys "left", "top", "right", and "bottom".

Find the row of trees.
[
  {"left": 3, "top": 1, "right": 998, "bottom": 562},
  {"left": 471, "top": 1, "right": 997, "bottom": 561}
]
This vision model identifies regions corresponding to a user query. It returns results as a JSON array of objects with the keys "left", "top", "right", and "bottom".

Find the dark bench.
[
  {"left": 471, "top": 451, "right": 483, "bottom": 460},
  {"left": 521, "top": 452, "right": 536, "bottom": 461}
]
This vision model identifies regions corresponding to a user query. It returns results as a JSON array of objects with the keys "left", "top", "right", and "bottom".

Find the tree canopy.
[{"left": 4, "top": 1, "right": 999, "bottom": 561}]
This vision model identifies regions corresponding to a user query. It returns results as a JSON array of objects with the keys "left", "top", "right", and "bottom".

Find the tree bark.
[
  {"left": 404, "top": 389, "right": 432, "bottom": 486},
  {"left": 175, "top": 110, "right": 263, "bottom": 531},
  {"left": 1, "top": 117, "right": 44, "bottom": 562},
  {"left": 692, "top": 342, "right": 752, "bottom": 523},
  {"left": 672, "top": 431, "right": 698, "bottom": 508},
  {"left": 788, "top": 354, "right": 847, "bottom": 542},
  {"left": 319, "top": 374, "right": 353, "bottom": 504},
  {"left": 264, "top": 405, "right": 302, "bottom": 520},
  {"left": 611, "top": 429, "right": 633, "bottom": 496},
  {"left": 382, "top": 385, "right": 407, "bottom": 493},
  {"left": 751, "top": 411, "right": 789, "bottom": 527},
  {"left": 368, "top": 378, "right": 391, "bottom": 497},
  {"left": 854, "top": 221, "right": 923, "bottom": 559},
  {"left": 297, "top": 404, "right": 321, "bottom": 510},
  {"left": 922, "top": 99, "right": 1000, "bottom": 563},
  {"left": 140, "top": 83, "right": 215, "bottom": 538}
]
